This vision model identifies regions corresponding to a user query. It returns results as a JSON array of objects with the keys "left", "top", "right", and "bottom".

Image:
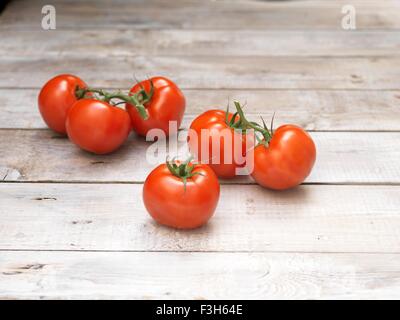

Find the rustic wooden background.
[{"left": 0, "top": 0, "right": 400, "bottom": 299}]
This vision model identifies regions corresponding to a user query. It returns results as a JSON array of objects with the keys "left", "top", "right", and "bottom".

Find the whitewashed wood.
[
  {"left": 0, "top": 0, "right": 399, "bottom": 301},
  {"left": 1, "top": 251, "right": 400, "bottom": 299},
  {"left": 0, "top": 183, "right": 399, "bottom": 252},
  {"left": 0, "top": 130, "right": 399, "bottom": 184},
  {"left": 2, "top": 30, "right": 400, "bottom": 57},
  {"left": 2, "top": 0, "right": 400, "bottom": 30},
  {"left": 2, "top": 89, "right": 400, "bottom": 130},
  {"left": 1, "top": 56, "right": 399, "bottom": 90}
]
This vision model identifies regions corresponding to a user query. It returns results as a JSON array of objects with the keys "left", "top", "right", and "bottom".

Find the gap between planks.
[
  {"left": 0, "top": 249, "right": 400, "bottom": 255},
  {"left": 2, "top": 88, "right": 400, "bottom": 91},
  {"left": 2, "top": 181, "right": 400, "bottom": 187},
  {"left": 3, "top": 128, "right": 400, "bottom": 133}
]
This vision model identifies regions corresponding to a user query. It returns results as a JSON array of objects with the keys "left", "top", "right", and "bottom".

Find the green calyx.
[
  {"left": 166, "top": 156, "right": 203, "bottom": 191},
  {"left": 225, "top": 102, "right": 249, "bottom": 132},
  {"left": 230, "top": 100, "right": 274, "bottom": 146},
  {"left": 74, "top": 80, "right": 155, "bottom": 120}
]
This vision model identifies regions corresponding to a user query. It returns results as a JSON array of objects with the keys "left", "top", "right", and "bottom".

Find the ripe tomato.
[
  {"left": 38, "top": 74, "right": 87, "bottom": 134},
  {"left": 188, "top": 110, "right": 254, "bottom": 179},
  {"left": 66, "top": 99, "right": 131, "bottom": 154},
  {"left": 125, "top": 76, "right": 185, "bottom": 137},
  {"left": 143, "top": 160, "right": 220, "bottom": 229},
  {"left": 250, "top": 125, "right": 316, "bottom": 190}
]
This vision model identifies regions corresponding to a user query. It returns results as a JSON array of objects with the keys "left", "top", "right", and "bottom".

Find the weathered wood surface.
[
  {"left": 1, "top": 251, "right": 400, "bottom": 300},
  {"left": 2, "top": 89, "right": 400, "bottom": 130},
  {"left": 1, "top": 130, "right": 399, "bottom": 184},
  {"left": 0, "top": 183, "right": 400, "bottom": 253},
  {"left": 2, "top": 0, "right": 400, "bottom": 30},
  {"left": 2, "top": 29, "right": 400, "bottom": 57},
  {"left": 1, "top": 0, "right": 400, "bottom": 300},
  {"left": 1, "top": 56, "right": 399, "bottom": 89}
]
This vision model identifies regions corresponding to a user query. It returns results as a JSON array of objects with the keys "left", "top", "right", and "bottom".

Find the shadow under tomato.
[
  {"left": 147, "top": 217, "right": 215, "bottom": 234},
  {"left": 255, "top": 183, "right": 312, "bottom": 199}
]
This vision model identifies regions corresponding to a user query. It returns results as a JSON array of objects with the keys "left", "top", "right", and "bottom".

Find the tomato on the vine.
[
  {"left": 143, "top": 159, "right": 220, "bottom": 229},
  {"left": 38, "top": 74, "right": 87, "bottom": 134},
  {"left": 126, "top": 76, "right": 185, "bottom": 137},
  {"left": 250, "top": 125, "right": 316, "bottom": 190},
  {"left": 188, "top": 109, "right": 254, "bottom": 179},
  {"left": 231, "top": 101, "right": 316, "bottom": 190},
  {"left": 66, "top": 99, "right": 131, "bottom": 154}
]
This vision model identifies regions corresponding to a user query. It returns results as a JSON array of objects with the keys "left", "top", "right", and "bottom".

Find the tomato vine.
[{"left": 74, "top": 80, "right": 155, "bottom": 120}]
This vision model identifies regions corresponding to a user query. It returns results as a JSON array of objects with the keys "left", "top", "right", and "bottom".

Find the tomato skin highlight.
[
  {"left": 143, "top": 163, "right": 220, "bottom": 229},
  {"left": 126, "top": 76, "right": 185, "bottom": 137},
  {"left": 188, "top": 110, "right": 254, "bottom": 179},
  {"left": 250, "top": 125, "right": 316, "bottom": 190},
  {"left": 66, "top": 99, "right": 131, "bottom": 155},
  {"left": 38, "top": 74, "right": 87, "bottom": 134}
]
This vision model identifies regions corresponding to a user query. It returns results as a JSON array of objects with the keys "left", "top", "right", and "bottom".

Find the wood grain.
[
  {"left": 0, "top": 183, "right": 399, "bottom": 253},
  {"left": 1, "top": 56, "right": 399, "bottom": 90},
  {"left": 1, "top": 251, "right": 400, "bottom": 299},
  {"left": 2, "top": 89, "right": 400, "bottom": 130},
  {"left": 2, "top": 29, "right": 400, "bottom": 57},
  {"left": 1, "top": 0, "right": 400, "bottom": 300},
  {"left": 2, "top": 0, "right": 400, "bottom": 30},
  {"left": 1, "top": 130, "right": 399, "bottom": 184}
]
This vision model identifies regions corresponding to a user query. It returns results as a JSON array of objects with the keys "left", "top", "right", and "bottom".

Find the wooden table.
[{"left": 0, "top": 0, "right": 400, "bottom": 299}]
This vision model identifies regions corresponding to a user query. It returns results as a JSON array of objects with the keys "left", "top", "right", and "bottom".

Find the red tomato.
[
  {"left": 143, "top": 161, "right": 220, "bottom": 229},
  {"left": 188, "top": 110, "right": 254, "bottom": 179},
  {"left": 66, "top": 99, "right": 131, "bottom": 154},
  {"left": 250, "top": 125, "right": 316, "bottom": 190},
  {"left": 126, "top": 76, "right": 185, "bottom": 137},
  {"left": 38, "top": 74, "right": 87, "bottom": 134}
]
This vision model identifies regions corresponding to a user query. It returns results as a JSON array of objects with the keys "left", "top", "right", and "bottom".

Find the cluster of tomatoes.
[
  {"left": 38, "top": 74, "right": 185, "bottom": 154},
  {"left": 38, "top": 74, "right": 316, "bottom": 230}
]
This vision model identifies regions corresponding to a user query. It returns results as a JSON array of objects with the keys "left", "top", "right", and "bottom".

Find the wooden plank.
[
  {"left": 0, "top": 183, "right": 399, "bottom": 252},
  {"left": 2, "top": 29, "right": 400, "bottom": 57},
  {"left": 0, "top": 130, "right": 399, "bottom": 184},
  {"left": 1, "top": 0, "right": 400, "bottom": 30},
  {"left": 2, "top": 89, "right": 400, "bottom": 131},
  {"left": 1, "top": 251, "right": 400, "bottom": 299},
  {"left": 1, "top": 56, "right": 399, "bottom": 89}
]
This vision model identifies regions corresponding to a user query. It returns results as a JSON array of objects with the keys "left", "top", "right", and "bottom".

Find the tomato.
[
  {"left": 143, "top": 160, "right": 220, "bottom": 229},
  {"left": 250, "top": 125, "right": 316, "bottom": 190},
  {"left": 126, "top": 76, "right": 185, "bottom": 137},
  {"left": 188, "top": 109, "right": 254, "bottom": 179},
  {"left": 66, "top": 99, "right": 131, "bottom": 154},
  {"left": 38, "top": 74, "right": 87, "bottom": 134}
]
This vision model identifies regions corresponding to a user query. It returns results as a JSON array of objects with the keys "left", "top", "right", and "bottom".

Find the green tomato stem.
[
  {"left": 232, "top": 100, "right": 273, "bottom": 145},
  {"left": 166, "top": 156, "right": 203, "bottom": 192},
  {"left": 74, "top": 80, "right": 155, "bottom": 120}
]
